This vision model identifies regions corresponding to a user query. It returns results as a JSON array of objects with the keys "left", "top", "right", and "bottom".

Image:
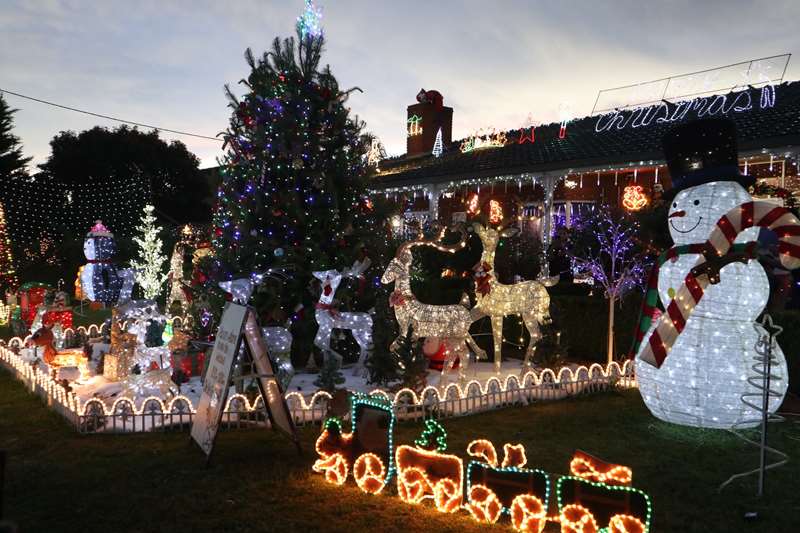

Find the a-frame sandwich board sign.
[{"left": 190, "top": 302, "right": 301, "bottom": 462}]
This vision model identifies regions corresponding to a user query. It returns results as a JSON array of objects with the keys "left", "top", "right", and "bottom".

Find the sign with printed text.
[
  {"left": 190, "top": 303, "right": 248, "bottom": 457},
  {"left": 242, "top": 312, "right": 298, "bottom": 443}
]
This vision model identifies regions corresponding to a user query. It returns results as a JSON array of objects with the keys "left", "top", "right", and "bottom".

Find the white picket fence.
[{"left": 0, "top": 336, "right": 636, "bottom": 434}]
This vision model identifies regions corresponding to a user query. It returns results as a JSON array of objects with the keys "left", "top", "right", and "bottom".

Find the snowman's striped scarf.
[{"left": 633, "top": 201, "right": 800, "bottom": 369}]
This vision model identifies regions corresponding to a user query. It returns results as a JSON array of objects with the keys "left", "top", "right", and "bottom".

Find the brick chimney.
[{"left": 406, "top": 89, "right": 453, "bottom": 157}]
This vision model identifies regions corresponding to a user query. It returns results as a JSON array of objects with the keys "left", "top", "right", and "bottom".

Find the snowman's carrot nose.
[{"left": 669, "top": 210, "right": 686, "bottom": 218}]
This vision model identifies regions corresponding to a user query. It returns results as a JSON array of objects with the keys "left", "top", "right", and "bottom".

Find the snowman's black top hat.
[{"left": 662, "top": 118, "right": 755, "bottom": 193}]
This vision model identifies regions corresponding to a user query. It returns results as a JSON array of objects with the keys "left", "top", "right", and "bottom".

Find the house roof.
[{"left": 375, "top": 81, "right": 800, "bottom": 189}]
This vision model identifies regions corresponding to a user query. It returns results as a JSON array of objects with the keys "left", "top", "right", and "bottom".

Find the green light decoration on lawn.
[{"left": 414, "top": 419, "right": 448, "bottom": 452}]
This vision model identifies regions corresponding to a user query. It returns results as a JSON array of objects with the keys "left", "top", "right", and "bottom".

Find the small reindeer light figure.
[
  {"left": 471, "top": 223, "right": 556, "bottom": 372},
  {"left": 313, "top": 259, "right": 374, "bottom": 376}
]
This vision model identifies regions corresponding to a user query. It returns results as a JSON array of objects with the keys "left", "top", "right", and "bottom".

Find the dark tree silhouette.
[{"left": 39, "top": 125, "right": 211, "bottom": 225}]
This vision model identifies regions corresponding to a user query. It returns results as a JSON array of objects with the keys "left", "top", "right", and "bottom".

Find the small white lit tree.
[
  {"left": 567, "top": 207, "right": 650, "bottom": 364},
  {"left": 130, "top": 204, "right": 168, "bottom": 300}
]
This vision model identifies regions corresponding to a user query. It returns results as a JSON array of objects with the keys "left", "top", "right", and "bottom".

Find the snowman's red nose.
[{"left": 669, "top": 210, "right": 686, "bottom": 218}]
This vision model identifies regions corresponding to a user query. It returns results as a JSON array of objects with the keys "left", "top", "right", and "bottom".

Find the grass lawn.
[{"left": 1, "top": 367, "right": 799, "bottom": 532}]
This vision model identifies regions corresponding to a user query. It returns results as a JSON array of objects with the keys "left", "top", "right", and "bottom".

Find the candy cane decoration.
[{"left": 640, "top": 201, "right": 800, "bottom": 368}]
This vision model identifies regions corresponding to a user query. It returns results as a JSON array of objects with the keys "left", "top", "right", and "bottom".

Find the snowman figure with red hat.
[{"left": 634, "top": 118, "right": 796, "bottom": 429}]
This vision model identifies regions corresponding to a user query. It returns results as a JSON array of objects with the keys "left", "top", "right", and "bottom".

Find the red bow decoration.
[
  {"left": 474, "top": 262, "right": 493, "bottom": 296},
  {"left": 315, "top": 302, "right": 340, "bottom": 317},
  {"left": 389, "top": 290, "right": 406, "bottom": 307}
]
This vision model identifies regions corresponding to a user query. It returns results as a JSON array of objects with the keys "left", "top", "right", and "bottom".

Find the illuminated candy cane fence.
[
  {"left": 312, "top": 401, "right": 653, "bottom": 533},
  {"left": 637, "top": 201, "right": 800, "bottom": 368}
]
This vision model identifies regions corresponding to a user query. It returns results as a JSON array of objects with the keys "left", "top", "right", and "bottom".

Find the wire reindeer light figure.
[
  {"left": 381, "top": 231, "right": 486, "bottom": 384},
  {"left": 313, "top": 259, "right": 374, "bottom": 376},
  {"left": 471, "top": 223, "right": 555, "bottom": 373}
]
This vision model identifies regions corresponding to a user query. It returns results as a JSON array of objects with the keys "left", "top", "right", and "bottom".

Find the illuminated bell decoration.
[
  {"left": 622, "top": 185, "right": 649, "bottom": 211},
  {"left": 635, "top": 181, "right": 794, "bottom": 428},
  {"left": 80, "top": 221, "right": 134, "bottom": 305}
]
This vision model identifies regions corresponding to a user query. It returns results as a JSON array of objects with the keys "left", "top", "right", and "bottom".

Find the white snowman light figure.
[{"left": 635, "top": 119, "right": 792, "bottom": 429}]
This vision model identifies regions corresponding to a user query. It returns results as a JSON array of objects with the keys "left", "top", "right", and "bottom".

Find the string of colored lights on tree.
[{"left": 209, "top": 0, "right": 383, "bottom": 340}]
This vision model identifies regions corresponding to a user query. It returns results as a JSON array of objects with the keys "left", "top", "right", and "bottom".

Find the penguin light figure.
[
  {"left": 80, "top": 221, "right": 134, "bottom": 305},
  {"left": 635, "top": 119, "right": 792, "bottom": 429}
]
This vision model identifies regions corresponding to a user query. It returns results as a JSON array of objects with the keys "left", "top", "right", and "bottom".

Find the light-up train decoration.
[{"left": 313, "top": 394, "right": 652, "bottom": 532}]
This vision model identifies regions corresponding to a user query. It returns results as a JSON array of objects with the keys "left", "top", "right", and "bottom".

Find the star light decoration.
[{"left": 297, "top": 0, "right": 323, "bottom": 38}]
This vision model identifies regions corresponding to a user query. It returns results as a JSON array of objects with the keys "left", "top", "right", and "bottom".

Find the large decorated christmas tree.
[{"left": 204, "top": 1, "right": 392, "bottom": 360}]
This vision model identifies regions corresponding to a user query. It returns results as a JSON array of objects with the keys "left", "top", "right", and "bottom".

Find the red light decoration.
[
  {"left": 518, "top": 126, "right": 535, "bottom": 144},
  {"left": 489, "top": 200, "right": 503, "bottom": 224},
  {"left": 466, "top": 193, "right": 480, "bottom": 216}
]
